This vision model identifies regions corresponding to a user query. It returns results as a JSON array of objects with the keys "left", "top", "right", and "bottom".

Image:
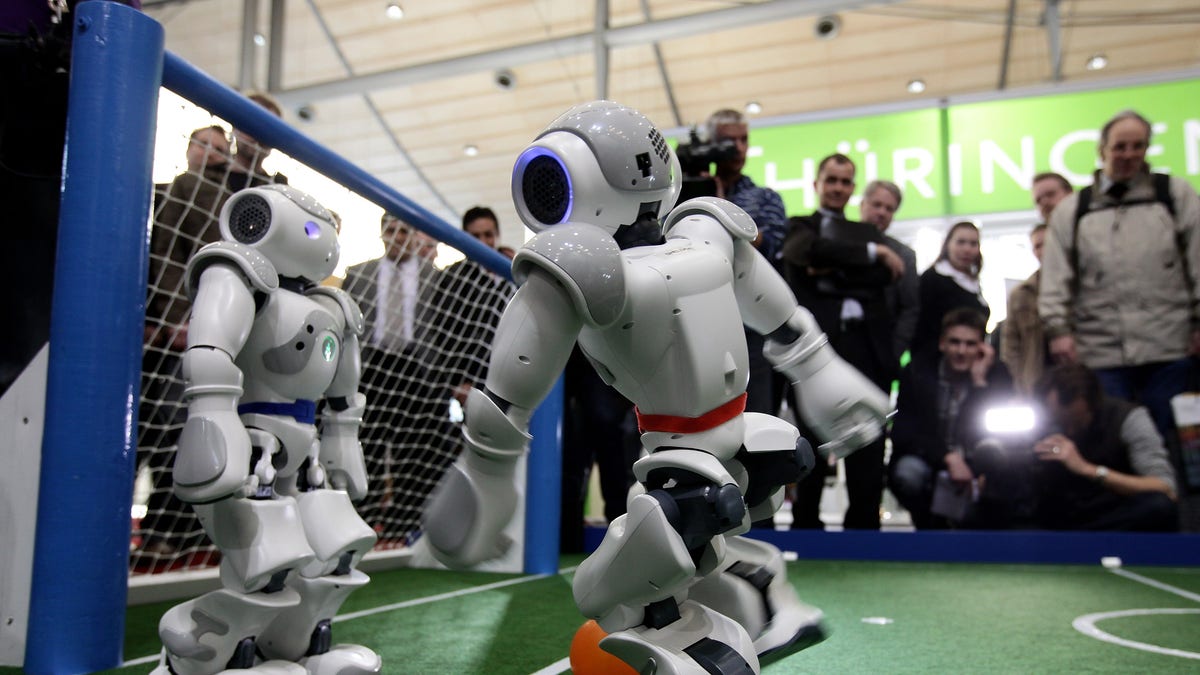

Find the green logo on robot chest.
[{"left": 322, "top": 336, "right": 336, "bottom": 362}]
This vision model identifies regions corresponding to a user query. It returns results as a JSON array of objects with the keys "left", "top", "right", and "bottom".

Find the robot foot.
[
  {"left": 298, "top": 644, "right": 382, "bottom": 675},
  {"left": 149, "top": 648, "right": 308, "bottom": 675},
  {"left": 600, "top": 599, "right": 759, "bottom": 675},
  {"left": 223, "top": 660, "right": 310, "bottom": 674},
  {"left": 756, "top": 607, "right": 827, "bottom": 666}
]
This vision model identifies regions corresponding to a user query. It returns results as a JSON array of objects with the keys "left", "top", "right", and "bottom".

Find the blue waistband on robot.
[{"left": 237, "top": 399, "right": 318, "bottom": 424}]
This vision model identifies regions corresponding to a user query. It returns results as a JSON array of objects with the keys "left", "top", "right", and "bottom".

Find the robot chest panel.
[
  {"left": 580, "top": 247, "right": 749, "bottom": 410},
  {"left": 239, "top": 291, "right": 342, "bottom": 399}
]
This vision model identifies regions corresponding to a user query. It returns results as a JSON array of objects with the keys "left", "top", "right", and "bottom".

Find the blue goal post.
[{"left": 24, "top": 2, "right": 561, "bottom": 671}]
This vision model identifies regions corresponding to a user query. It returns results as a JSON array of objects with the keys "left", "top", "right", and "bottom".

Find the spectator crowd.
[{"left": 130, "top": 100, "right": 1197, "bottom": 568}]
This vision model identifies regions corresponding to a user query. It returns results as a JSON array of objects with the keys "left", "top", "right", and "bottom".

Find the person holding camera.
[
  {"left": 1030, "top": 363, "right": 1178, "bottom": 531},
  {"left": 888, "top": 308, "right": 1015, "bottom": 529},
  {"left": 699, "top": 108, "right": 788, "bottom": 262}
]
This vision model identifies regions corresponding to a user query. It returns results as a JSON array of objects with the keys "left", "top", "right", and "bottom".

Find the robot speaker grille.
[
  {"left": 522, "top": 155, "right": 570, "bottom": 225},
  {"left": 228, "top": 194, "right": 272, "bottom": 244},
  {"left": 648, "top": 128, "right": 669, "bottom": 165}
]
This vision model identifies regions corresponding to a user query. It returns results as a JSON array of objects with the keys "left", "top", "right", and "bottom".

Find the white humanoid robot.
[
  {"left": 153, "top": 184, "right": 381, "bottom": 675},
  {"left": 422, "top": 101, "right": 891, "bottom": 674}
]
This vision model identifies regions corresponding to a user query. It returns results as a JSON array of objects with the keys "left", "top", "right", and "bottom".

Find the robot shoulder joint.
[
  {"left": 186, "top": 241, "right": 279, "bottom": 299},
  {"left": 511, "top": 223, "right": 626, "bottom": 328},
  {"left": 306, "top": 285, "right": 365, "bottom": 336},
  {"left": 663, "top": 197, "right": 757, "bottom": 242}
]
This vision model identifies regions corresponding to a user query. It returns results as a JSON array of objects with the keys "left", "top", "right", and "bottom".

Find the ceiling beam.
[
  {"left": 237, "top": 0, "right": 259, "bottom": 90},
  {"left": 997, "top": 0, "right": 1016, "bottom": 89},
  {"left": 1044, "top": 0, "right": 1064, "bottom": 82},
  {"left": 273, "top": 0, "right": 905, "bottom": 106},
  {"left": 595, "top": 0, "right": 610, "bottom": 100},
  {"left": 642, "top": 0, "right": 681, "bottom": 127}
]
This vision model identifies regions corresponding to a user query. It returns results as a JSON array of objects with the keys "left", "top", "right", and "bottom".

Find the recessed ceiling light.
[
  {"left": 463, "top": 144, "right": 479, "bottom": 157},
  {"left": 253, "top": 33, "right": 266, "bottom": 47},
  {"left": 745, "top": 101, "right": 763, "bottom": 115},
  {"left": 907, "top": 78, "right": 926, "bottom": 94},
  {"left": 1086, "top": 53, "right": 1108, "bottom": 71},
  {"left": 386, "top": 2, "right": 404, "bottom": 20}
]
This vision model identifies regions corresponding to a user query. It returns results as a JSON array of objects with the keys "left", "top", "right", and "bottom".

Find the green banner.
[{"left": 738, "top": 78, "right": 1200, "bottom": 221}]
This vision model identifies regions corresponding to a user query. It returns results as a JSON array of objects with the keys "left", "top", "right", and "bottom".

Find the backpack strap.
[
  {"left": 1070, "top": 174, "right": 1181, "bottom": 292},
  {"left": 1070, "top": 186, "right": 1094, "bottom": 294}
]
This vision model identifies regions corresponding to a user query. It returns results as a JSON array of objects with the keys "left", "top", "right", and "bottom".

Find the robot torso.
[
  {"left": 238, "top": 287, "right": 345, "bottom": 404},
  {"left": 577, "top": 234, "right": 750, "bottom": 418}
]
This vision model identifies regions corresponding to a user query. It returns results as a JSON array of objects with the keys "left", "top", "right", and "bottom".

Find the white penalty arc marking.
[
  {"left": 1069, "top": 567, "right": 1200, "bottom": 661},
  {"left": 1072, "top": 608, "right": 1200, "bottom": 660},
  {"left": 122, "top": 565, "right": 580, "bottom": 668}
]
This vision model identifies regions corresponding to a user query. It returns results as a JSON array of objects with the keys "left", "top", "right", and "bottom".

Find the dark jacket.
[
  {"left": 911, "top": 264, "right": 990, "bottom": 360},
  {"left": 780, "top": 211, "right": 896, "bottom": 381},
  {"left": 889, "top": 350, "right": 1015, "bottom": 469}
]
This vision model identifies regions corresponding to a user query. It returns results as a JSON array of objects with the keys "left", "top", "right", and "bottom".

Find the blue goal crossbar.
[{"left": 25, "top": 2, "right": 561, "bottom": 671}]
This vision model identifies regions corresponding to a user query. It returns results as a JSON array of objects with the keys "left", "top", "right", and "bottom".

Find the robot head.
[
  {"left": 219, "top": 184, "right": 339, "bottom": 283},
  {"left": 512, "top": 100, "right": 681, "bottom": 236}
]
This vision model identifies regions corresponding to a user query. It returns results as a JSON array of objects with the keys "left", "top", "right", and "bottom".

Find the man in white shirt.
[{"left": 343, "top": 212, "right": 438, "bottom": 537}]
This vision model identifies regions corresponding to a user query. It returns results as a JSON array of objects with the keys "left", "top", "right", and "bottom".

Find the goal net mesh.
[{"left": 130, "top": 93, "right": 514, "bottom": 575}]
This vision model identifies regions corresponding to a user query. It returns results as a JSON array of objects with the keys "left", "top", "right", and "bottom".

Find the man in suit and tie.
[
  {"left": 780, "top": 154, "right": 905, "bottom": 530},
  {"left": 343, "top": 212, "right": 438, "bottom": 536},
  {"left": 860, "top": 179, "right": 920, "bottom": 364}
]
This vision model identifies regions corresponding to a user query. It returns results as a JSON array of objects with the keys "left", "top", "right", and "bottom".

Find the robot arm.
[
  {"left": 309, "top": 286, "right": 370, "bottom": 500},
  {"left": 423, "top": 265, "right": 584, "bottom": 568},
  {"left": 762, "top": 307, "right": 891, "bottom": 458},
  {"left": 174, "top": 260, "right": 258, "bottom": 504},
  {"left": 665, "top": 196, "right": 890, "bottom": 457}
]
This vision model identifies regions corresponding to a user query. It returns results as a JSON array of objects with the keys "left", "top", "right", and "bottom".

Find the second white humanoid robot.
[
  {"left": 423, "top": 101, "right": 890, "bottom": 674},
  {"left": 155, "top": 184, "right": 381, "bottom": 675}
]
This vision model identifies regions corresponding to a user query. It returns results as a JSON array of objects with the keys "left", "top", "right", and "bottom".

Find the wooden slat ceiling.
[{"left": 145, "top": 0, "right": 1200, "bottom": 247}]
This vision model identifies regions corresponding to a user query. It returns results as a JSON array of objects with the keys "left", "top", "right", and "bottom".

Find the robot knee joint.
[
  {"left": 738, "top": 437, "right": 814, "bottom": 508},
  {"left": 644, "top": 477, "right": 746, "bottom": 552}
]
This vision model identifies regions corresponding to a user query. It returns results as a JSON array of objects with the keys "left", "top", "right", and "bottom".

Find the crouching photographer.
[
  {"left": 1027, "top": 363, "right": 1179, "bottom": 531},
  {"left": 888, "top": 309, "right": 1020, "bottom": 528}
]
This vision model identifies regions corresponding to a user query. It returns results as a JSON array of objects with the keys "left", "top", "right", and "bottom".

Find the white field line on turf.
[
  {"left": 1109, "top": 567, "right": 1200, "bottom": 604},
  {"left": 529, "top": 657, "right": 572, "bottom": 675},
  {"left": 121, "top": 566, "right": 580, "bottom": 668},
  {"left": 1073, "top": 608, "right": 1200, "bottom": 660}
]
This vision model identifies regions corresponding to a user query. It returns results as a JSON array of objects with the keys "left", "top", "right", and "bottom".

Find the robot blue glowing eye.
[
  {"left": 518, "top": 147, "right": 572, "bottom": 225},
  {"left": 304, "top": 221, "right": 321, "bottom": 239}
]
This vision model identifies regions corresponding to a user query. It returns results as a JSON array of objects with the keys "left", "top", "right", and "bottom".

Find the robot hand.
[
  {"left": 422, "top": 388, "right": 528, "bottom": 568},
  {"left": 790, "top": 355, "right": 890, "bottom": 458},
  {"left": 319, "top": 392, "right": 369, "bottom": 500},
  {"left": 174, "top": 347, "right": 254, "bottom": 503},
  {"left": 763, "top": 308, "right": 891, "bottom": 458},
  {"left": 422, "top": 450, "right": 519, "bottom": 568}
]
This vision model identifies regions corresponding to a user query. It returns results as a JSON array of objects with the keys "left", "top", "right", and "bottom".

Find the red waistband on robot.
[{"left": 635, "top": 393, "right": 748, "bottom": 435}]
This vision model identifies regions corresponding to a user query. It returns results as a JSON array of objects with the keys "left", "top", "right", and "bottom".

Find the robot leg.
[
  {"left": 690, "top": 413, "right": 824, "bottom": 659},
  {"left": 689, "top": 536, "right": 825, "bottom": 662},
  {"left": 258, "top": 488, "right": 380, "bottom": 673},
  {"left": 573, "top": 450, "right": 759, "bottom": 673},
  {"left": 158, "top": 496, "right": 316, "bottom": 674},
  {"left": 731, "top": 412, "right": 815, "bottom": 524}
]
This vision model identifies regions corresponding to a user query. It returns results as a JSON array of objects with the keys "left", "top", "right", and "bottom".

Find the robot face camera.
[
  {"left": 511, "top": 100, "right": 681, "bottom": 236},
  {"left": 220, "top": 184, "right": 340, "bottom": 283}
]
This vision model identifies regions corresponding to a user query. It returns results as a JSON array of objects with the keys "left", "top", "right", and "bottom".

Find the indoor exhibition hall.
[{"left": 2, "top": 1, "right": 1199, "bottom": 673}]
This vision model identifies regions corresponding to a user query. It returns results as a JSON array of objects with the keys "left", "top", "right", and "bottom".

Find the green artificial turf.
[{"left": 6, "top": 557, "right": 1197, "bottom": 674}]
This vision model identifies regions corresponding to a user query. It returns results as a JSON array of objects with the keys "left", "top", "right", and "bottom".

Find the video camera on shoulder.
[
  {"left": 675, "top": 127, "right": 739, "bottom": 178},
  {"left": 674, "top": 127, "right": 739, "bottom": 204}
]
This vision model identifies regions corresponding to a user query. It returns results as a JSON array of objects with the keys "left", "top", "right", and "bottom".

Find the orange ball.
[{"left": 568, "top": 619, "right": 638, "bottom": 675}]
